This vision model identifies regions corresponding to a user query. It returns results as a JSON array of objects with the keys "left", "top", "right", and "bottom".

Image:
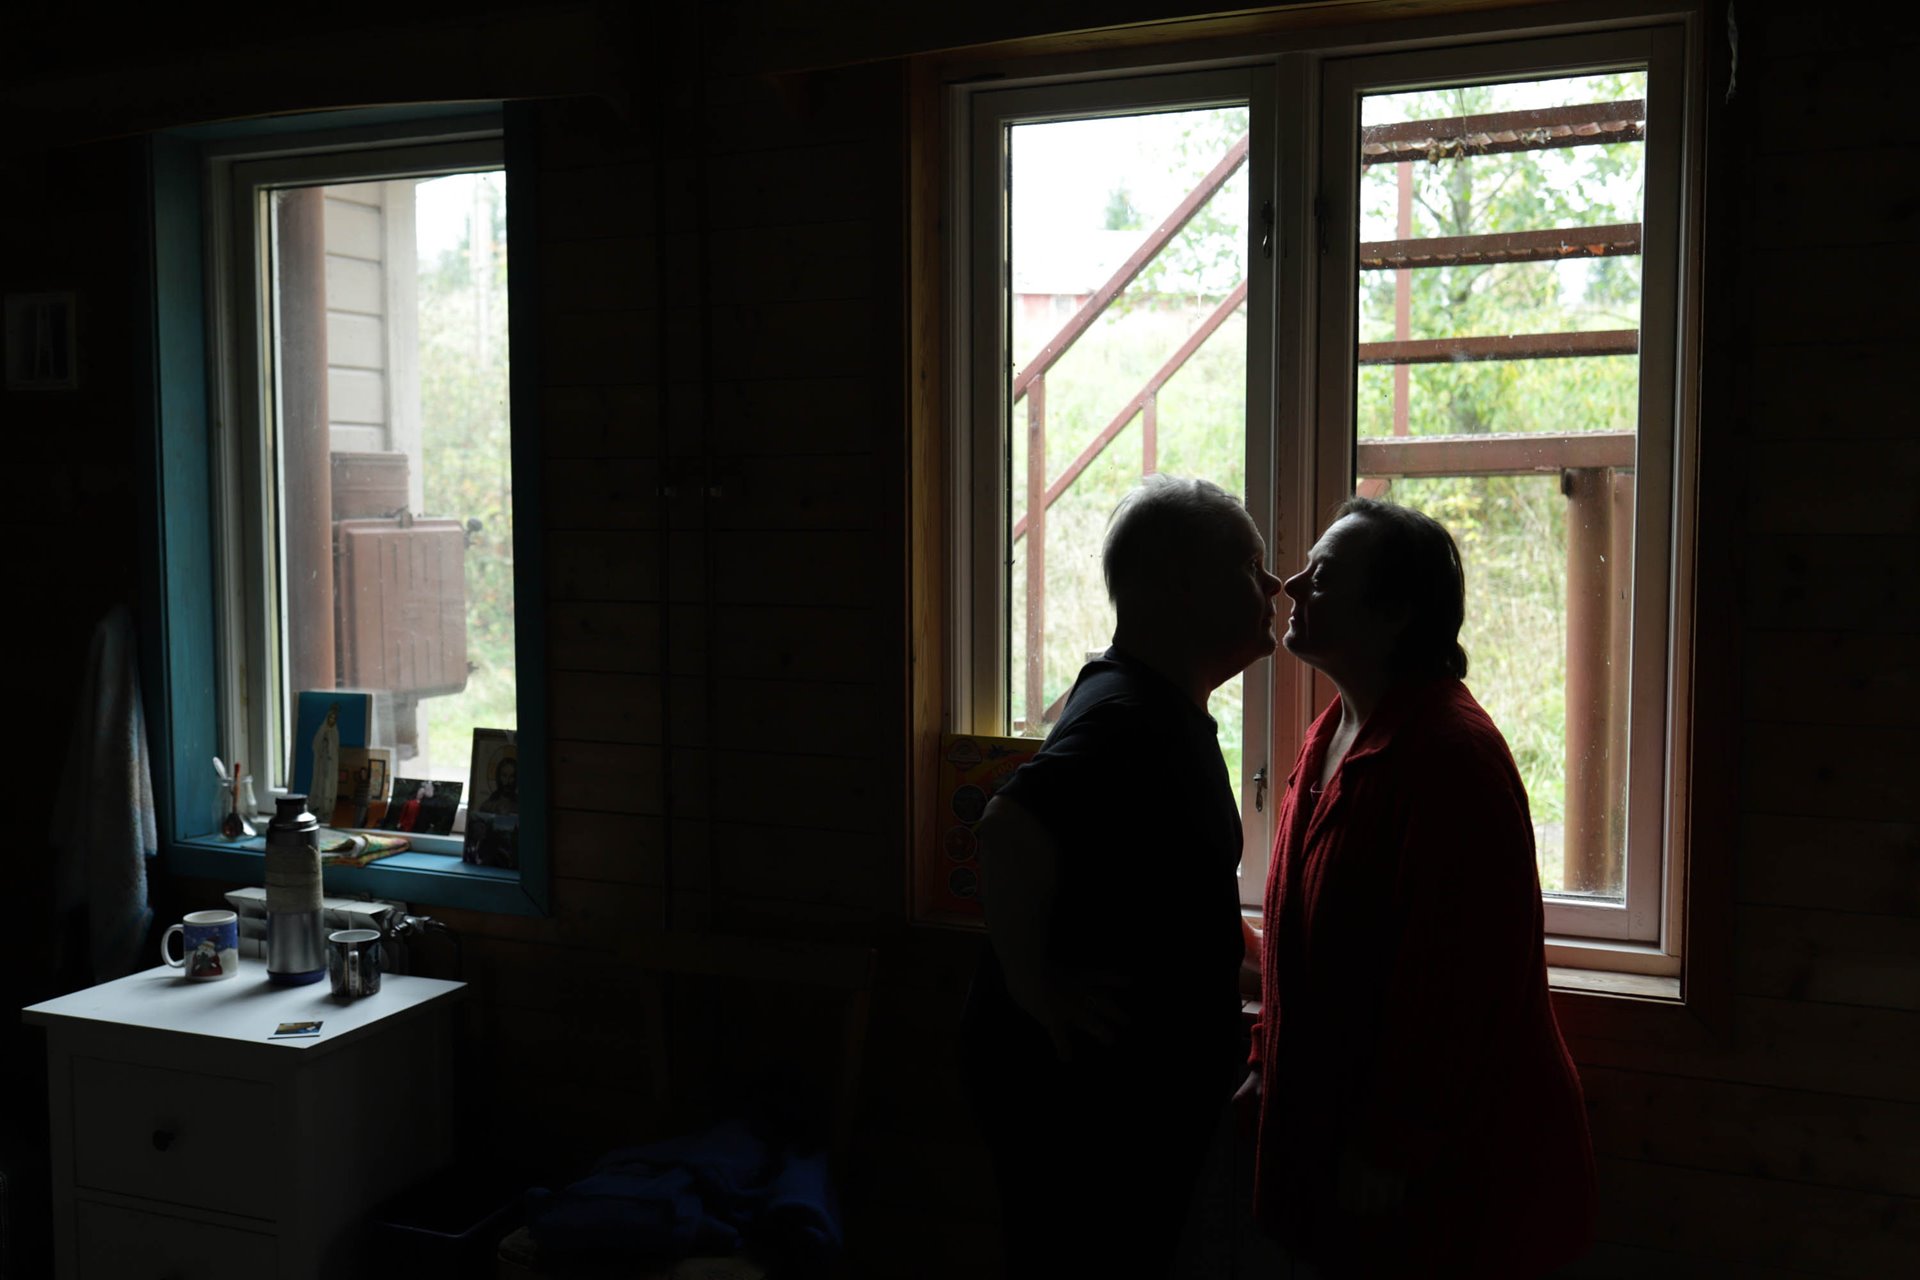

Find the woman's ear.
[{"left": 1378, "top": 596, "right": 1414, "bottom": 648}]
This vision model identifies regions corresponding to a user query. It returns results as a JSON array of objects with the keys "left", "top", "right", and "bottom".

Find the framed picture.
[
  {"left": 5, "top": 292, "right": 78, "bottom": 391},
  {"left": 929, "top": 733, "right": 1042, "bottom": 922},
  {"left": 379, "top": 778, "right": 462, "bottom": 836},
  {"left": 290, "top": 691, "right": 372, "bottom": 823},
  {"left": 329, "top": 746, "right": 392, "bottom": 829},
  {"left": 463, "top": 729, "right": 519, "bottom": 869}
]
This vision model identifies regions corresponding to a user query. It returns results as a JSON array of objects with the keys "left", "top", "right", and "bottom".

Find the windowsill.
[
  {"left": 1240, "top": 965, "right": 1682, "bottom": 1024},
  {"left": 169, "top": 832, "right": 535, "bottom": 914},
  {"left": 1238, "top": 908, "right": 1682, "bottom": 1001},
  {"left": 1546, "top": 965, "right": 1678, "bottom": 1000}
]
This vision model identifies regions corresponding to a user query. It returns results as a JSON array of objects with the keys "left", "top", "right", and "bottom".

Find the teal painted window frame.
[{"left": 137, "top": 103, "right": 549, "bottom": 915}]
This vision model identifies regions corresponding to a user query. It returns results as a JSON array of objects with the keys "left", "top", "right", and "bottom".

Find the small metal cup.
[{"left": 327, "top": 928, "right": 384, "bottom": 999}]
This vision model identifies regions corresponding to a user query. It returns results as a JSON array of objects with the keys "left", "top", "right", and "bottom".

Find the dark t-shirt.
[{"left": 959, "top": 647, "right": 1246, "bottom": 1096}]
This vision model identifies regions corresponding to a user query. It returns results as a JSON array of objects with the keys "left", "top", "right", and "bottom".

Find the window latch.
[
  {"left": 1253, "top": 765, "right": 1268, "bottom": 813},
  {"left": 1259, "top": 200, "right": 1274, "bottom": 259}
]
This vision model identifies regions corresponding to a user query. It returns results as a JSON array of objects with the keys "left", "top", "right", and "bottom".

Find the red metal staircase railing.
[{"left": 1009, "top": 96, "right": 1647, "bottom": 888}]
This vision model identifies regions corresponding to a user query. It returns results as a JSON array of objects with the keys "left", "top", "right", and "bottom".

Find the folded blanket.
[{"left": 318, "top": 830, "right": 411, "bottom": 867}]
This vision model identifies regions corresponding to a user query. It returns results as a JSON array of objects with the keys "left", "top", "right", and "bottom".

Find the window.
[
  {"left": 938, "top": 19, "right": 1700, "bottom": 979},
  {"left": 144, "top": 107, "right": 548, "bottom": 914},
  {"left": 1320, "top": 28, "right": 1690, "bottom": 965},
  {"left": 957, "top": 70, "right": 1276, "bottom": 884}
]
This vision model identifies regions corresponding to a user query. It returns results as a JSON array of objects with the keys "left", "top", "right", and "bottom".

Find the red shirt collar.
[{"left": 1307, "top": 676, "right": 1463, "bottom": 768}]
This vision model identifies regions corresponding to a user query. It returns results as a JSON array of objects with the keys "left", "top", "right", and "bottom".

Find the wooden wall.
[
  {"left": 0, "top": 134, "right": 149, "bottom": 1280},
  {"left": 421, "top": 26, "right": 920, "bottom": 1176},
  {"left": 1553, "top": 8, "right": 1920, "bottom": 1274},
  {"left": 3, "top": 3, "right": 1915, "bottom": 1278}
]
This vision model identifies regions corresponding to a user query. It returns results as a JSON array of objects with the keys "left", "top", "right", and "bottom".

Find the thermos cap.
[{"left": 270, "top": 795, "right": 319, "bottom": 831}]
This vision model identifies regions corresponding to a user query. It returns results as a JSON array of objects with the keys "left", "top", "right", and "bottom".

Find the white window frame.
[
  {"left": 952, "top": 67, "right": 1282, "bottom": 895},
  {"left": 946, "top": 15, "right": 1703, "bottom": 975},
  {"left": 204, "top": 118, "right": 508, "bottom": 838},
  {"left": 1317, "top": 26, "right": 1694, "bottom": 966}
]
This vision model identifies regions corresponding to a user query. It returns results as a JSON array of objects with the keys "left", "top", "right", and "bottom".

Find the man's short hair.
[{"left": 1102, "top": 474, "right": 1253, "bottom": 617}]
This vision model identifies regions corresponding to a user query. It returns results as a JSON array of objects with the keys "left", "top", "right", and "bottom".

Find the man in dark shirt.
[{"left": 958, "top": 474, "right": 1283, "bottom": 1277}]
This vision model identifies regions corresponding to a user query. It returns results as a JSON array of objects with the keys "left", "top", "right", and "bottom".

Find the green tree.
[
  {"left": 414, "top": 172, "right": 516, "bottom": 778},
  {"left": 1356, "top": 74, "right": 1648, "bottom": 881},
  {"left": 1103, "top": 185, "right": 1143, "bottom": 230}
]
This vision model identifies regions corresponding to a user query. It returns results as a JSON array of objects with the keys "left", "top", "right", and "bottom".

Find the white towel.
[{"left": 51, "top": 604, "right": 158, "bottom": 983}]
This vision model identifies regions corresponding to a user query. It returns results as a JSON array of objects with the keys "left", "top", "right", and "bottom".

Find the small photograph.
[
  {"left": 379, "top": 778, "right": 462, "bottom": 836},
  {"left": 5, "top": 292, "right": 78, "bottom": 390},
  {"left": 463, "top": 729, "right": 520, "bottom": 869},
  {"left": 330, "top": 746, "right": 392, "bottom": 829},
  {"left": 270, "top": 1021, "right": 324, "bottom": 1040}
]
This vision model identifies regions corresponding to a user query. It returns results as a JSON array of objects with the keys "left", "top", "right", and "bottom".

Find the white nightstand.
[{"left": 23, "top": 964, "right": 467, "bottom": 1279}]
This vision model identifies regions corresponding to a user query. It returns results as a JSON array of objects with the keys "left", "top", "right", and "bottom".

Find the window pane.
[
  {"left": 269, "top": 171, "right": 514, "bottom": 804},
  {"left": 1354, "top": 73, "right": 1646, "bottom": 899},
  {"left": 1005, "top": 107, "right": 1250, "bottom": 798}
]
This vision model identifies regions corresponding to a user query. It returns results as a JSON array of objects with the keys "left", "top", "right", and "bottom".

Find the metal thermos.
[{"left": 264, "top": 795, "right": 327, "bottom": 985}]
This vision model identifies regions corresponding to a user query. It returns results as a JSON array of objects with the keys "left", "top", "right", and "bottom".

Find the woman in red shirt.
[{"left": 1238, "top": 497, "right": 1595, "bottom": 1276}]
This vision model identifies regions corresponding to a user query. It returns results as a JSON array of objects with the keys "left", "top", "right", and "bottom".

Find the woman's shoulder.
[{"left": 1394, "top": 680, "right": 1519, "bottom": 776}]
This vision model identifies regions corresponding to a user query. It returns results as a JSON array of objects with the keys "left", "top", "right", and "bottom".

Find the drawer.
[
  {"left": 76, "top": 1198, "right": 276, "bottom": 1279},
  {"left": 71, "top": 1056, "right": 279, "bottom": 1220}
]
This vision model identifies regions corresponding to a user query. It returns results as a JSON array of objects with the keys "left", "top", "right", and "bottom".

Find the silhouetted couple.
[{"left": 959, "top": 477, "right": 1595, "bottom": 1278}]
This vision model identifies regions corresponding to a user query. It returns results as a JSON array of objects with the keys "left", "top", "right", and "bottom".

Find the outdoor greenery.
[
  {"left": 1358, "top": 74, "right": 1646, "bottom": 893},
  {"left": 1008, "top": 74, "right": 1647, "bottom": 893},
  {"left": 1011, "top": 107, "right": 1253, "bottom": 807},
  {"left": 414, "top": 171, "right": 517, "bottom": 783}
]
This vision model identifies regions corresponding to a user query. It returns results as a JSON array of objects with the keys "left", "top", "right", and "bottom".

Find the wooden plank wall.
[
  {"left": 412, "top": 29, "right": 934, "bottom": 1220},
  {"left": 0, "top": 137, "right": 148, "bottom": 1280},
  {"left": 1552, "top": 9, "right": 1920, "bottom": 1275}
]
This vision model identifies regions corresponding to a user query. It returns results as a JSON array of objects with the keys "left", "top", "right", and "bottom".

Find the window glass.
[
  {"left": 1004, "top": 106, "right": 1251, "bottom": 800},
  {"left": 267, "top": 169, "right": 514, "bottom": 796},
  {"left": 1352, "top": 72, "right": 1647, "bottom": 899}
]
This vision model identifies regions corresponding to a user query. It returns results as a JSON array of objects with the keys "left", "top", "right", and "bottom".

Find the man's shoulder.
[{"left": 1049, "top": 661, "right": 1183, "bottom": 742}]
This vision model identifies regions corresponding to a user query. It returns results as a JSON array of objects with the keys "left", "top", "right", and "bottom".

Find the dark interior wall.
[
  {"left": 0, "top": 134, "right": 151, "bottom": 1279},
  {"left": 1555, "top": 9, "right": 1920, "bottom": 1274},
  {"left": 0, "top": 140, "right": 145, "bottom": 947},
  {"left": 3, "top": 3, "right": 1916, "bottom": 1277}
]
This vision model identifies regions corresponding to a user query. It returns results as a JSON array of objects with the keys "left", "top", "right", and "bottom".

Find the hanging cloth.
[{"left": 51, "top": 604, "right": 158, "bottom": 984}]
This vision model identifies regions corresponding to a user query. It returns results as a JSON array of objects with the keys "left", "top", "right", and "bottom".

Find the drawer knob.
[{"left": 151, "top": 1128, "right": 177, "bottom": 1152}]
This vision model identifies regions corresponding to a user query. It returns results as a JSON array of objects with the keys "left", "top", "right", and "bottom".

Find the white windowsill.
[
  {"left": 1546, "top": 966, "right": 1679, "bottom": 1000},
  {"left": 1240, "top": 909, "right": 1683, "bottom": 1001}
]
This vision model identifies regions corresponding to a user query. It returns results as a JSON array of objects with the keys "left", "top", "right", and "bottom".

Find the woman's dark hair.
[{"left": 1333, "top": 495, "right": 1469, "bottom": 680}]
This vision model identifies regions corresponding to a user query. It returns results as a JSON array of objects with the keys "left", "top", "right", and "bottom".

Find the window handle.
[
  {"left": 1260, "top": 200, "right": 1274, "bottom": 260},
  {"left": 1253, "top": 765, "right": 1268, "bottom": 813}
]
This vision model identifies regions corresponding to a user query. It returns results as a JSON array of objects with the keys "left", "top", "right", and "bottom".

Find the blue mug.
[{"left": 162, "top": 910, "right": 240, "bottom": 981}]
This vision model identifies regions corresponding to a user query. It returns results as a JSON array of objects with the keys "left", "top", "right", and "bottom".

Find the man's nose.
[{"left": 1282, "top": 570, "right": 1308, "bottom": 600}]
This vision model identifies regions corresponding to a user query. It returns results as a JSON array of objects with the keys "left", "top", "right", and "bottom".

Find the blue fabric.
[{"left": 527, "top": 1117, "right": 841, "bottom": 1269}]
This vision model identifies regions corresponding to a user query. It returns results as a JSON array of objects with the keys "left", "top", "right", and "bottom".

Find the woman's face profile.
[{"left": 1280, "top": 514, "right": 1402, "bottom": 676}]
